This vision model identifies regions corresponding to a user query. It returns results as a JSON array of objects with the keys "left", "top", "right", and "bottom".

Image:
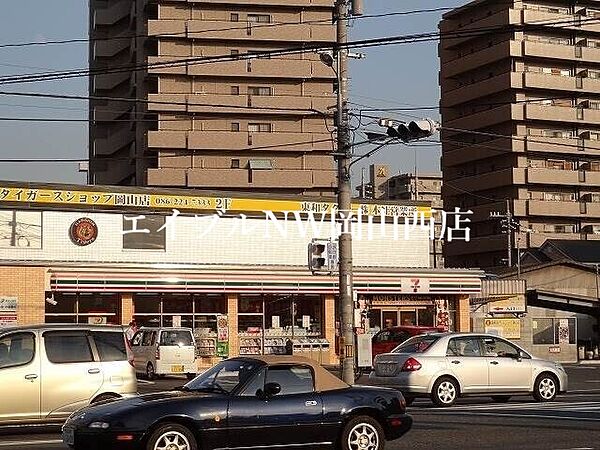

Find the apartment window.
[
  {"left": 248, "top": 123, "right": 272, "bottom": 132},
  {"left": 247, "top": 14, "right": 271, "bottom": 23},
  {"left": 532, "top": 318, "right": 576, "bottom": 345},
  {"left": 589, "top": 70, "right": 600, "bottom": 79},
  {"left": 231, "top": 122, "right": 240, "bottom": 132},
  {"left": 542, "top": 223, "right": 576, "bottom": 233},
  {"left": 231, "top": 159, "right": 240, "bottom": 169},
  {"left": 248, "top": 86, "right": 272, "bottom": 96},
  {"left": 541, "top": 129, "right": 573, "bottom": 139},
  {"left": 231, "top": 86, "right": 240, "bottom": 95},
  {"left": 542, "top": 192, "right": 576, "bottom": 202},
  {"left": 547, "top": 159, "right": 574, "bottom": 170},
  {"left": 230, "top": 13, "right": 239, "bottom": 22}
]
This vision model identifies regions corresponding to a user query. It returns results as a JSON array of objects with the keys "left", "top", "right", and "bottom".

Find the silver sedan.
[{"left": 368, "top": 332, "right": 568, "bottom": 407}]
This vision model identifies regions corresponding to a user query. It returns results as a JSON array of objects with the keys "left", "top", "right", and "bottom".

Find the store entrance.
[{"left": 371, "top": 308, "right": 434, "bottom": 330}]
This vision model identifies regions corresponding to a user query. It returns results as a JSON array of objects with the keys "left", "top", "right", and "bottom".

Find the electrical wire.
[
  {"left": 0, "top": 6, "right": 460, "bottom": 50},
  {"left": 1, "top": 14, "right": 598, "bottom": 86}
]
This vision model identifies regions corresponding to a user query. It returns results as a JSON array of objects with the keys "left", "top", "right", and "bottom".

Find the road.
[{"left": 1, "top": 365, "right": 598, "bottom": 449}]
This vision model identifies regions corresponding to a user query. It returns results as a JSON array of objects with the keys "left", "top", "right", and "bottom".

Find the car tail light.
[
  {"left": 155, "top": 347, "right": 160, "bottom": 360},
  {"left": 400, "top": 357, "right": 422, "bottom": 372}
]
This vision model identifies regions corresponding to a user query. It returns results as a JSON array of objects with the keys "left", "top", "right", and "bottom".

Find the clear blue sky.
[{"left": 0, "top": 0, "right": 465, "bottom": 186}]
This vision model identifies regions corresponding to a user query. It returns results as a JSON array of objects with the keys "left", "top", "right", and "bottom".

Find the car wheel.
[
  {"left": 533, "top": 373, "right": 558, "bottom": 402},
  {"left": 146, "top": 423, "right": 197, "bottom": 450},
  {"left": 490, "top": 396, "right": 511, "bottom": 403},
  {"left": 341, "top": 415, "right": 385, "bottom": 450},
  {"left": 146, "top": 362, "right": 156, "bottom": 381},
  {"left": 431, "top": 377, "right": 459, "bottom": 407}
]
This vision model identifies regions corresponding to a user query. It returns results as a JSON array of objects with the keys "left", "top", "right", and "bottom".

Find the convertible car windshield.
[{"left": 184, "top": 359, "right": 262, "bottom": 393}]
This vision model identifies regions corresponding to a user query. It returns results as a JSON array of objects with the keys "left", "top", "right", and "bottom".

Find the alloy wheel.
[
  {"left": 538, "top": 377, "right": 556, "bottom": 400},
  {"left": 347, "top": 422, "right": 379, "bottom": 450},
  {"left": 153, "top": 430, "right": 191, "bottom": 450},
  {"left": 437, "top": 380, "right": 457, "bottom": 404}
]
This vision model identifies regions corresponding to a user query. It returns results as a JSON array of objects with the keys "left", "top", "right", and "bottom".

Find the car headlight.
[{"left": 88, "top": 422, "right": 110, "bottom": 429}]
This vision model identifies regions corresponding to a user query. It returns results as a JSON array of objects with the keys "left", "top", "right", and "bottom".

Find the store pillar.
[
  {"left": 456, "top": 295, "right": 471, "bottom": 332},
  {"left": 227, "top": 294, "right": 239, "bottom": 357},
  {"left": 121, "top": 293, "right": 134, "bottom": 325},
  {"left": 324, "top": 294, "right": 337, "bottom": 365}
]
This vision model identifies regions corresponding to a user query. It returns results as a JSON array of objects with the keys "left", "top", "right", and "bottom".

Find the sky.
[{"left": 0, "top": 0, "right": 465, "bottom": 186}]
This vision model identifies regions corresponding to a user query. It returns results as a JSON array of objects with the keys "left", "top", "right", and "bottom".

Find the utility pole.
[
  {"left": 490, "top": 200, "right": 518, "bottom": 269},
  {"left": 335, "top": 0, "right": 355, "bottom": 385}
]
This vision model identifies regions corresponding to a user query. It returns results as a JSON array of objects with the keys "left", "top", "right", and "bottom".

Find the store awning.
[
  {"left": 527, "top": 289, "right": 600, "bottom": 316},
  {"left": 49, "top": 268, "right": 482, "bottom": 295}
]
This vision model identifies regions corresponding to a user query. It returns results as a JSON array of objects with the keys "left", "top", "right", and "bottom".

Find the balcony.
[
  {"left": 444, "top": 234, "right": 507, "bottom": 257},
  {"left": 93, "top": 127, "right": 135, "bottom": 156},
  {"left": 442, "top": 136, "right": 524, "bottom": 167},
  {"left": 188, "top": 131, "right": 333, "bottom": 151},
  {"left": 524, "top": 136, "right": 585, "bottom": 155},
  {"left": 441, "top": 72, "right": 516, "bottom": 108},
  {"left": 442, "top": 41, "right": 519, "bottom": 79},
  {"left": 522, "top": 10, "right": 600, "bottom": 33},
  {"left": 527, "top": 200, "right": 582, "bottom": 217},
  {"left": 444, "top": 168, "right": 524, "bottom": 193},
  {"left": 526, "top": 168, "right": 579, "bottom": 185},
  {"left": 147, "top": 130, "right": 334, "bottom": 152},
  {"left": 93, "top": 72, "right": 131, "bottom": 91},
  {"left": 146, "top": 93, "right": 335, "bottom": 115},
  {"left": 444, "top": 104, "right": 517, "bottom": 130},
  {"left": 163, "top": 0, "right": 334, "bottom": 6},
  {"left": 148, "top": 57, "right": 335, "bottom": 80},
  {"left": 93, "top": 0, "right": 131, "bottom": 27}
]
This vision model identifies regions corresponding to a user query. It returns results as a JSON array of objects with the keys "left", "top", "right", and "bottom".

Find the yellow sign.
[
  {"left": 488, "top": 295, "right": 526, "bottom": 314},
  {"left": 484, "top": 318, "right": 521, "bottom": 339},
  {"left": 0, "top": 185, "right": 431, "bottom": 218}
]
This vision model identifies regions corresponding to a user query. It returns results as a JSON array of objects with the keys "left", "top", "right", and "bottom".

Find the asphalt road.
[{"left": 1, "top": 365, "right": 599, "bottom": 450}]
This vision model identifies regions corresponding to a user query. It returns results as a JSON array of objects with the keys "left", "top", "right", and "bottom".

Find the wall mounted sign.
[
  {"left": 0, "top": 296, "right": 17, "bottom": 312},
  {"left": 69, "top": 217, "right": 98, "bottom": 246},
  {"left": 484, "top": 318, "right": 521, "bottom": 339}
]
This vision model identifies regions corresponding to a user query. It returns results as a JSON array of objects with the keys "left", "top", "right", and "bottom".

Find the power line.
[
  {"left": 1, "top": 14, "right": 598, "bottom": 86},
  {"left": 0, "top": 7, "right": 457, "bottom": 50}
]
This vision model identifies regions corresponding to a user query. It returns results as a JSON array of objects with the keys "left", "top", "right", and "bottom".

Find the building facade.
[
  {"left": 0, "top": 182, "right": 482, "bottom": 368},
  {"left": 89, "top": 0, "right": 337, "bottom": 195},
  {"left": 440, "top": 0, "right": 600, "bottom": 268},
  {"left": 356, "top": 165, "right": 444, "bottom": 268}
]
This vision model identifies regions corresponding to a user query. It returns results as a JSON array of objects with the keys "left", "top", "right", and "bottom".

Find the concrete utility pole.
[
  {"left": 335, "top": 0, "right": 355, "bottom": 385},
  {"left": 490, "top": 200, "right": 518, "bottom": 268}
]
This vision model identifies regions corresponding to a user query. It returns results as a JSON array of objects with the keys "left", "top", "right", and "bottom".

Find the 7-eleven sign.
[{"left": 401, "top": 277, "right": 430, "bottom": 293}]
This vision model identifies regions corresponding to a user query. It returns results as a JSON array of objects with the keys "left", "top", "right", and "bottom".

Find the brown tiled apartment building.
[
  {"left": 89, "top": 0, "right": 337, "bottom": 195},
  {"left": 440, "top": 0, "right": 600, "bottom": 268}
]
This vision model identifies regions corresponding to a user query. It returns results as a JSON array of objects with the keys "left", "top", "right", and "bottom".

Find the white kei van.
[
  {"left": 130, "top": 327, "right": 197, "bottom": 380},
  {"left": 0, "top": 324, "right": 137, "bottom": 425}
]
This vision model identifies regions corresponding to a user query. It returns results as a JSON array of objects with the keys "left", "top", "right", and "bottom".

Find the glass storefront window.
[
  {"left": 45, "top": 293, "right": 119, "bottom": 324},
  {"left": 163, "top": 294, "right": 193, "bottom": 314},
  {"left": 239, "top": 295, "right": 263, "bottom": 313},
  {"left": 417, "top": 308, "right": 434, "bottom": 327}
]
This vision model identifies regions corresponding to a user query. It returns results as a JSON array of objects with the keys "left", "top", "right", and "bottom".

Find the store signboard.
[
  {"left": 558, "top": 319, "right": 570, "bottom": 344},
  {"left": 172, "top": 316, "right": 182, "bottom": 327},
  {"left": 401, "top": 278, "right": 430, "bottom": 294},
  {"left": 216, "top": 342, "right": 229, "bottom": 357},
  {"left": 0, "top": 314, "right": 17, "bottom": 326},
  {"left": 484, "top": 318, "right": 521, "bottom": 339},
  {"left": 0, "top": 296, "right": 17, "bottom": 312},
  {"left": 488, "top": 295, "right": 526, "bottom": 314},
  {"left": 217, "top": 315, "right": 229, "bottom": 343},
  {"left": 0, "top": 184, "right": 429, "bottom": 218}
]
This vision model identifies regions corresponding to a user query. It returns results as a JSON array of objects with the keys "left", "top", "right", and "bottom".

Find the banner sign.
[
  {"left": 484, "top": 318, "right": 521, "bottom": 339},
  {"left": 0, "top": 185, "right": 430, "bottom": 218},
  {"left": 0, "top": 296, "right": 17, "bottom": 312}
]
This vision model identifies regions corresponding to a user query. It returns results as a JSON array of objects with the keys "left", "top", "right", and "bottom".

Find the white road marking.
[
  {"left": 0, "top": 440, "right": 62, "bottom": 447},
  {"left": 136, "top": 379, "right": 155, "bottom": 384},
  {"left": 427, "top": 411, "right": 600, "bottom": 422}
]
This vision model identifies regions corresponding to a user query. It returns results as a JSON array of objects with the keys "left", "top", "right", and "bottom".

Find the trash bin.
[{"left": 579, "top": 346, "right": 586, "bottom": 361}]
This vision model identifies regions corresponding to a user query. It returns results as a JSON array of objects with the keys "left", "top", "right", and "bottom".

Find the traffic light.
[
  {"left": 308, "top": 239, "right": 338, "bottom": 274},
  {"left": 308, "top": 242, "right": 326, "bottom": 271},
  {"left": 385, "top": 119, "right": 438, "bottom": 142}
]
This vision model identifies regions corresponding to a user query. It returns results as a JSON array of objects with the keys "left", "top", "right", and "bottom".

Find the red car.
[{"left": 372, "top": 325, "right": 446, "bottom": 358}]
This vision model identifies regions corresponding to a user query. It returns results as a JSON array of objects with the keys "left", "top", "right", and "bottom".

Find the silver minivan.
[
  {"left": 130, "top": 327, "right": 197, "bottom": 380},
  {"left": 0, "top": 324, "right": 137, "bottom": 425}
]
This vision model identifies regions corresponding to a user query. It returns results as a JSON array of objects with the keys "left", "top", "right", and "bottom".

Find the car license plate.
[
  {"left": 171, "top": 364, "right": 184, "bottom": 373},
  {"left": 377, "top": 363, "right": 396, "bottom": 376},
  {"left": 63, "top": 427, "right": 75, "bottom": 446}
]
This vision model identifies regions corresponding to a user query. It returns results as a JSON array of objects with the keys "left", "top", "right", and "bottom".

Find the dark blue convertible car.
[{"left": 62, "top": 355, "right": 412, "bottom": 450}]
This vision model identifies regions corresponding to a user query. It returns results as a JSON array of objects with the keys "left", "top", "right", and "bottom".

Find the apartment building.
[
  {"left": 356, "top": 165, "right": 444, "bottom": 267},
  {"left": 89, "top": 0, "right": 337, "bottom": 195},
  {"left": 440, "top": 0, "right": 600, "bottom": 268}
]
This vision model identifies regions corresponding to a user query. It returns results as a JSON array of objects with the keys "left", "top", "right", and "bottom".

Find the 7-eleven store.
[{"left": 0, "top": 182, "right": 483, "bottom": 368}]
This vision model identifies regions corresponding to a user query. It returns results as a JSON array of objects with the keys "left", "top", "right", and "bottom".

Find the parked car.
[
  {"left": 369, "top": 332, "right": 568, "bottom": 407},
  {"left": 62, "top": 355, "right": 413, "bottom": 450},
  {"left": 372, "top": 325, "right": 446, "bottom": 359},
  {"left": 0, "top": 324, "right": 137, "bottom": 425},
  {"left": 130, "top": 327, "right": 196, "bottom": 380}
]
